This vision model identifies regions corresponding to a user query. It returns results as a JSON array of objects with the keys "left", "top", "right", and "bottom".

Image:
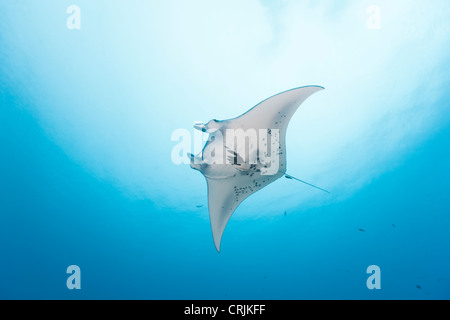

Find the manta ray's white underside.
[{"left": 189, "top": 86, "right": 324, "bottom": 252}]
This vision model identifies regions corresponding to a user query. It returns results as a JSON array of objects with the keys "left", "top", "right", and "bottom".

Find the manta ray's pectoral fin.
[
  {"left": 206, "top": 176, "right": 253, "bottom": 252},
  {"left": 206, "top": 173, "right": 281, "bottom": 252}
]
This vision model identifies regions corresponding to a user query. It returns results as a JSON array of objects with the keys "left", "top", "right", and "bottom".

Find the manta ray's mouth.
[{"left": 188, "top": 153, "right": 202, "bottom": 172}]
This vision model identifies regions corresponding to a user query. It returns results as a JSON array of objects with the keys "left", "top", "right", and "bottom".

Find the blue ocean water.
[{"left": 1, "top": 1, "right": 449, "bottom": 299}]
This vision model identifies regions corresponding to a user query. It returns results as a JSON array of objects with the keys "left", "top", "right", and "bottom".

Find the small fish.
[
  {"left": 359, "top": 229, "right": 366, "bottom": 232},
  {"left": 196, "top": 205, "right": 204, "bottom": 208},
  {"left": 284, "top": 211, "right": 287, "bottom": 216},
  {"left": 392, "top": 224, "right": 396, "bottom": 228},
  {"left": 416, "top": 285, "right": 422, "bottom": 290}
]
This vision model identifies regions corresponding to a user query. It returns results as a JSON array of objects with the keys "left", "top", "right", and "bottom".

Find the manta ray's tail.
[{"left": 285, "top": 174, "right": 330, "bottom": 194}]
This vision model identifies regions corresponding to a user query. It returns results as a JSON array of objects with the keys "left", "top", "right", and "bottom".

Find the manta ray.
[{"left": 189, "top": 86, "right": 326, "bottom": 252}]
